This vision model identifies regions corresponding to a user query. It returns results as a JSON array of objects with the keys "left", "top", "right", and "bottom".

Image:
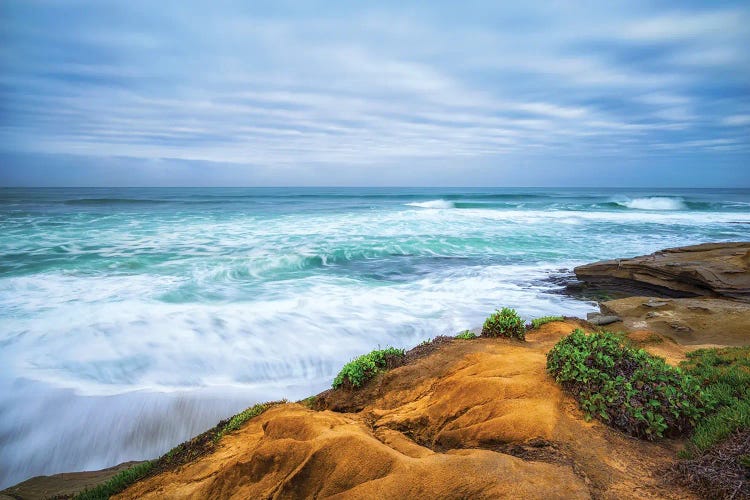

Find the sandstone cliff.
[
  {"left": 574, "top": 242, "right": 750, "bottom": 301},
  {"left": 116, "top": 320, "right": 696, "bottom": 499}
]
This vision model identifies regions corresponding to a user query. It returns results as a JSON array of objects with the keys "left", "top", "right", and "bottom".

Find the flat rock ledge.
[{"left": 574, "top": 242, "right": 750, "bottom": 302}]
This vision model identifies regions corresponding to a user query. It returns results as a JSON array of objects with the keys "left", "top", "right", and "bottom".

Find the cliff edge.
[{"left": 115, "top": 319, "right": 700, "bottom": 499}]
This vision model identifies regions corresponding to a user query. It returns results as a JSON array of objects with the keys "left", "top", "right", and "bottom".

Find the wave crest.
[
  {"left": 405, "top": 199, "right": 455, "bottom": 209},
  {"left": 617, "top": 197, "right": 686, "bottom": 211}
]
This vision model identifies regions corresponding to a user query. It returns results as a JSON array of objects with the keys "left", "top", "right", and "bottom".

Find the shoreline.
[{"left": 3, "top": 242, "right": 749, "bottom": 499}]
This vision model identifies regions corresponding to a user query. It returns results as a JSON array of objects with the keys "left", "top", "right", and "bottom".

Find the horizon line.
[{"left": 1, "top": 186, "right": 749, "bottom": 190}]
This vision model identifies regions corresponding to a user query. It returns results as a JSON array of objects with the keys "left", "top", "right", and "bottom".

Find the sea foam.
[
  {"left": 406, "top": 199, "right": 455, "bottom": 209},
  {"left": 618, "top": 197, "right": 687, "bottom": 210},
  {"left": 1, "top": 187, "right": 748, "bottom": 488}
]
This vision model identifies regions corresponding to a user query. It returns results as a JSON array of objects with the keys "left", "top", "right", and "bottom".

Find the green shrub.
[
  {"left": 455, "top": 330, "right": 477, "bottom": 340},
  {"left": 679, "top": 347, "right": 750, "bottom": 455},
  {"left": 75, "top": 461, "right": 154, "bottom": 500},
  {"left": 546, "top": 329, "right": 707, "bottom": 440},
  {"left": 481, "top": 307, "right": 525, "bottom": 340},
  {"left": 333, "top": 347, "right": 405, "bottom": 389},
  {"left": 531, "top": 315, "right": 564, "bottom": 329}
]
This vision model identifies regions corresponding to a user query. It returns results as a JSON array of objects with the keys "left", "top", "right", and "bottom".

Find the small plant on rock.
[
  {"left": 215, "top": 401, "right": 281, "bottom": 441},
  {"left": 546, "top": 329, "right": 707, "bottom": 440},
  {"left": 481, "top": 307, "right": 525, "bottom": 340},
  {"left": 333, "top": 347, "right": 405, "bottom": 389},
  {"left": 531, "top": 315, "right": 564, "bottom": 329},
  {"left": 75, "top": 461, "right": 154, "bottom": 500},
  {"left": 456, "top": 330, "right": 477, "bottom": 340}
]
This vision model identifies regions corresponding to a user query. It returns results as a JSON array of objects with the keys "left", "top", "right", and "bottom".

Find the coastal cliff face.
[
  {"left": 574, "top": 242, "right": 750, "bottom": 301},
  {"left": 574, "top": 242, "right": 750, "bottom": 348},
  {"left": 117, "top": 320, "right": 696, "bottom": 500}
]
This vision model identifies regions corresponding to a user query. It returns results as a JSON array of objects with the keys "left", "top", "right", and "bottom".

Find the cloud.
[
  {"left": 722, "top": 115, "right": 750, "bottom": 126},
  {"left": 0, "top": 0, "right": 748, "bottom": 185}
]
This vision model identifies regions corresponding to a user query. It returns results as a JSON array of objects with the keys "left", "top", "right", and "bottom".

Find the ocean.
[{"left": 1, "top": 187, "right": 749, "bottom": 487}]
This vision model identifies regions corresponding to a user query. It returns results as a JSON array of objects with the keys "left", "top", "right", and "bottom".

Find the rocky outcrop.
[
  {"left": 598, "top": 296, "right": 750, "bottom": 346},
  {"left": 118, "top": 321, "right": 694, "bottom": 500},
  {"left": 574, "top": 242, "right": 750, "bottom": 302}
]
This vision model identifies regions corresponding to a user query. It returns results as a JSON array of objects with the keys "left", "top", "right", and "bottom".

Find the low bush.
[
  {"left": 531, "top": 315, "right": 564, "bottom": 329},
  {"left": 75, "top": 461, "right": 154, "bottom": 500},
  {"left": 333, "top": 347, "right": 405, "bottom": 389},
  {"left": 546, "top": 329, "right": 707, "bottom": 440},
  {"left": 481, "top": 307, "right": 525, "bottom": 340},
  {"left": 455, "top": 330, "right": 477, "bottom": 340}
]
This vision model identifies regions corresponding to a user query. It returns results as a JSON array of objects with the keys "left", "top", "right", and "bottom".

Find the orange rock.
[{"left": 118, "top": 320, "right": 696, "bottom": 499}]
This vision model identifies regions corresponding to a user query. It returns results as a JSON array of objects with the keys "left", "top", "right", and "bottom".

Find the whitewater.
[{"left": 1, "top": 187, "right": 749, "bottom": 487}]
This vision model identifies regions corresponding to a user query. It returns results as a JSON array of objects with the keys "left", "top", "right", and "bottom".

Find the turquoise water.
[{"left": 1, "top": 187, "right": 749, "bottom": 486}]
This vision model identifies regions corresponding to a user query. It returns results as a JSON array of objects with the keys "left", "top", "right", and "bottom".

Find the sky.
[{"left": 0, "top": 0, "right": 749, "bottom": 187}]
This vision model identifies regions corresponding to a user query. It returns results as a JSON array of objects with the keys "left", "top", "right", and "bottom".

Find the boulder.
[{"left": 586, "top": 313, "right": 621, "bottom": 325}]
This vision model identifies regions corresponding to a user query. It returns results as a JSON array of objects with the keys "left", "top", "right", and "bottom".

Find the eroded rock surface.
[
  {"left": 118, "top": 321, "right": 693, "bottom": 500},
  {"left": 574, "top": 242, "right": 750, "bottom": 301},
  {"left": 600, "top": 296, "right": 750, "bottom": 346}
]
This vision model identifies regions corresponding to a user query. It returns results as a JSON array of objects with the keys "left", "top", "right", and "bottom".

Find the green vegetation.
[
  {"left": 333, "top": 347, "right": 405, "bottom": 389},
  {"left": 215, "top": 401, "right": 281, "bottom": 442},
  {"left": 75, "top": 461, "right": 154, "bottom": 500},
  {"left": 679, "top": 347, "right": 750, "bottom": 455},
  {"left": 481, "top": 307, "right": 525, "bottom": 340},
  {"left": 530, "top": 315, "right": 564, "bottom": 329},
  {"left": 455, "top": 330, "right": 477, "bottom": 340},
  {"left": 73, "top": 400, "right": 283, "bottom": 499},
  {"left": 546, "top": 329, "right": 706, "bottom": 440},
  {"left": 298, "top": 395, "right": 318, "bottom": 409}
]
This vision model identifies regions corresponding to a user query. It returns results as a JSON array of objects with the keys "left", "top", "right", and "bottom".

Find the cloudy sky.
[{"left": 1, "top": 0, "right": 748, "bottom": 186}]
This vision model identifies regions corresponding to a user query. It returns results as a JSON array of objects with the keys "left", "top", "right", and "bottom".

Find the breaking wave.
[
  {"left": 405, "top": 199, "right": 455, "bottom": 209},
  {"left": 616, "top": 197, "right": 687, "bottom": 211}
]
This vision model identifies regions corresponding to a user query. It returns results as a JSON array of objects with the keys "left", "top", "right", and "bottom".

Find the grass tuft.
[
  {"left": 455, "top": 330, "right": 477, "bottom": 340},
  {"left": 332, "top": 347, "right": 405, "bottom": 389},
  {"left": 530, "top": 315, "right": 564, "bottom": 329},
  {"left": 214, "top": 401, "right": 281, "bottom": 442},
  {"left": 678, "top": 347, "right": 750, "bottom": 456},
  {"left": 74, "top": 461, "right": 154, "bottom": 500}
]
